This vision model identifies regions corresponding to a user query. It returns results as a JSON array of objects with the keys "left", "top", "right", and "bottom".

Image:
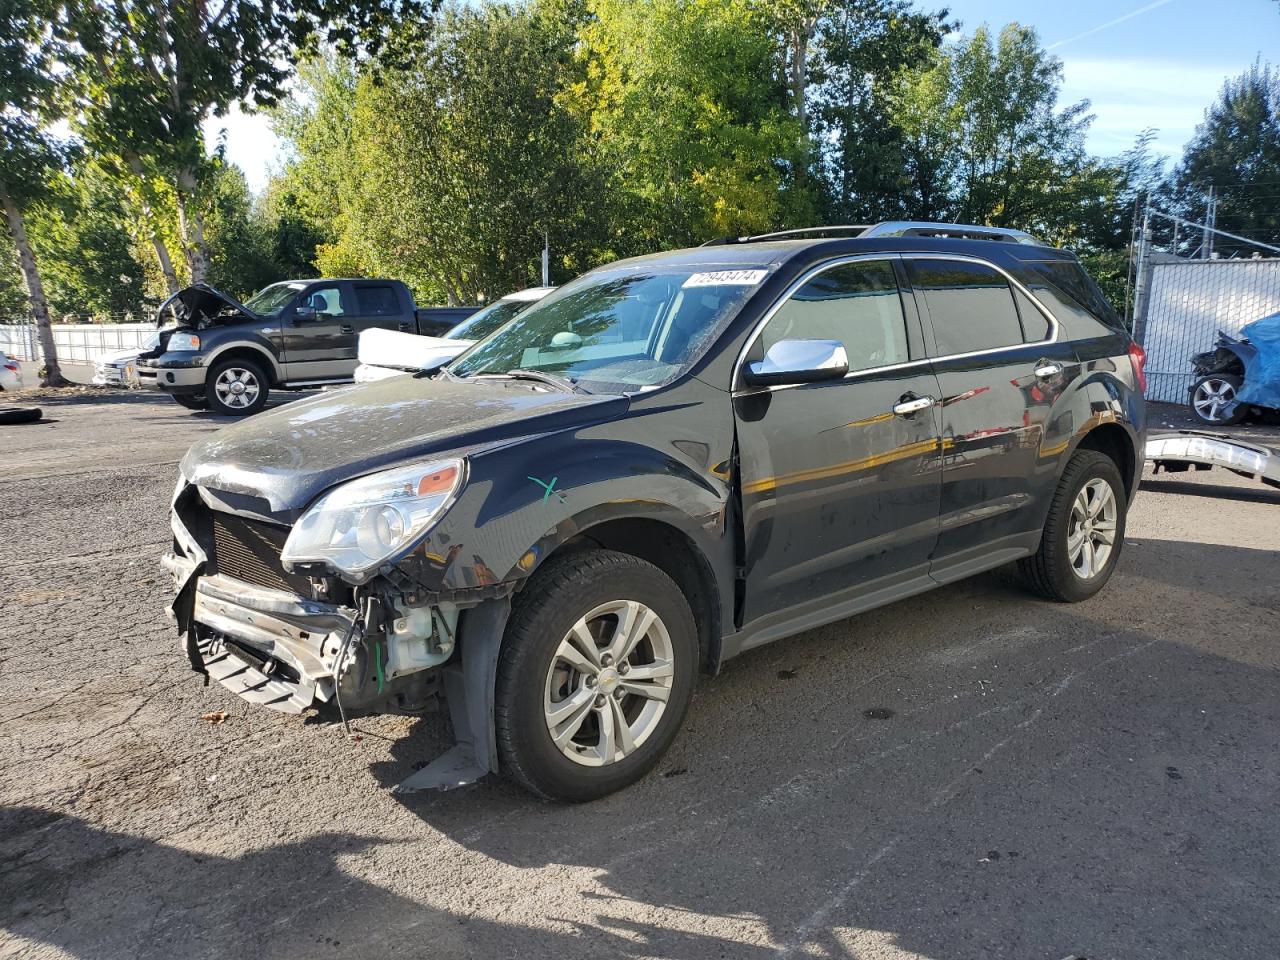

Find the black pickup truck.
[{"left": 137, "top": 280, "right": 478, "bottom": 416}]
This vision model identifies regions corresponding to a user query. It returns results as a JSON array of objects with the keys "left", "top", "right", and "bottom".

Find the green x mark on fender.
[{"left": 527, "top": 476, "right": 567, "bottom": 504}]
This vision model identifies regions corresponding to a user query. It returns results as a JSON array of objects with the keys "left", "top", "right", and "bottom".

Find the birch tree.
[{"left": 1, "top": 0, "right": 71, "bottom": 385}]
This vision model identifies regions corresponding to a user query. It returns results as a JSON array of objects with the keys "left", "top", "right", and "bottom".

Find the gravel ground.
[{"left": 2, "top": 394, "right": 1278, "bottom": 960}]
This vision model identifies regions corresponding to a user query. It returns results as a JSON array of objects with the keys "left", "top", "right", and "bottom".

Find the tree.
[
  {"left": 64, "top": 0, "right": 434, "bottom": 286},
  {"left": 1, "top": 0, "right": 71, "bottom": 384},
  {"left": 285, "top": 3, "right": 608, "bottom": 303},
  {"left": 28, "top": 159, "right": 150, "bottom": 320},
  {"left": 1170, "top": 61, "right": 1280, "bottom": 257},
  {"left": 808, "top": 0, "right": 950, "bottom": 222},
  {"left": 575, "top": 0, "right": 811, "bottom": 249}
]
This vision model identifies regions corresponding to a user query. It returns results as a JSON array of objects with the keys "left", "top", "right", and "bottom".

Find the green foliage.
[
  {"left": 576, "top": 0, "right": 810, "bottom": 248},
  {"left": 1171, "top": 61, "right": 1280, "bottom": 256},
  {"left": 0, "top": 235, "right": 25, "bottom": 317},
  {"left": 204, "top": 165, "right": 280, "bottom": 299},
  {"left": 809, "top": 0, "right": 950, "bottom": 222},
  {"left": 277, "top": 3, "right": 609, "bottom": 302},
  {"left": 26, "top": 160, "right": 149, "bottom": 319}
]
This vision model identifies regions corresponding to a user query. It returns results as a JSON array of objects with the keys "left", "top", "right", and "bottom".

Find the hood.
[
  {"left": 357, "top": 327, "right": 471, "bottom": 372},
  {"left": 95, "top": 347, "right": 141, "bottom": 365},
  {"left": 157, "top": 284, "right": 257, "bottom": 329},
  {"left": 181, "top": 376, "right": 628, "bottom": 512}
]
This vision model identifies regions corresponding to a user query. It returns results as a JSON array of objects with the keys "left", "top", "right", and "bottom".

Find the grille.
[{"left": 210, "top": 512, "right": 312, "bottom": 594}]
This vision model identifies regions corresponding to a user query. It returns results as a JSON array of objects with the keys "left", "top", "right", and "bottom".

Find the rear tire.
[
  {"left": 172, "top": 394, "right": 209, "bottom": 410},
  {"left": 1019, "top": 450, "right": 1127, "bottom": 603},
  {"left": 495, "top": 549, "right": 698, "bottom": 802},
  {"left": 206, "top": 358, "right": 269, "bottom": 416},
  {"left": 1190, "top": 373, "right": 1245, "bottom": 425}
]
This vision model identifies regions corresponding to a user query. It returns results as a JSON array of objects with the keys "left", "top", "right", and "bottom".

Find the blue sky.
[{"left": 208, "top": 0, "right": 1280, "bottom": 192}]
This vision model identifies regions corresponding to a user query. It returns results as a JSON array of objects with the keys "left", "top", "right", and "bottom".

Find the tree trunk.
[
  {"left": 1, "top": 183, "right": 66, "bottom": 387},
  {"left": 788, "top": 16, "right": 816, "bottom": 191},
  {"left": 175, "top": 169, "right": 210, "bottom": 284},
  {"left": 124, "top": 152, "right": 181, "bottom": 295}
]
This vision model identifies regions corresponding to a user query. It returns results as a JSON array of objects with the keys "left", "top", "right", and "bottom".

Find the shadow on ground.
[{"left": 4, "top": 541, "right": 1278, "bottom": 959}]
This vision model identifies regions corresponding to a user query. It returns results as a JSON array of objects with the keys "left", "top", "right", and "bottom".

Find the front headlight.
[
  {"left": 167, "top": 331, "right": 200, "bottom": 351},
  {"left": 281, "top": 458, "right": 465, "bottom": 580}
]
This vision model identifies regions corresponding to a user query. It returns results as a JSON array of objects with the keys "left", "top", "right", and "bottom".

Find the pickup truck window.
[
  {"left": 302, "top": 286, "right": 348, "bottom": 317},
  {"left": 450, "top": 265, "right": 771, "bottom": 391},
  {"left": 354, "top": 284, "right": 399, "bottom": 316},
  {"left": 244, "top": 282, "right": 307, "bottom": 317}
]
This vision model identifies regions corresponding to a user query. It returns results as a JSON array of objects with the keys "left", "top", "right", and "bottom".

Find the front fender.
[{"left": 389, "top": 432, "right": 733, "bottom": 598}]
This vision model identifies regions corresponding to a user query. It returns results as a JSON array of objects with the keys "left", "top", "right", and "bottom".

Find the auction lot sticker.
[{"left": 683, "top": 269, "right": 769, "bottom": 288}]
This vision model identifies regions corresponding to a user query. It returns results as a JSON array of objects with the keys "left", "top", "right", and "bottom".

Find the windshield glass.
[
  {"left": 244, "top": 282, "right": 306, "bottom": 317},
  {"left": 450, "top": 265, "right": 770, "bottom": 391},
  {"left": 447, "top": 299, "right": 531, "bottom": 342}
]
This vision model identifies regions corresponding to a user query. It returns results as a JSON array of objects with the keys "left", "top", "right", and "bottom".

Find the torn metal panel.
[{"left": 1146, "top": 431, "right": 1280, "bottom": 489}]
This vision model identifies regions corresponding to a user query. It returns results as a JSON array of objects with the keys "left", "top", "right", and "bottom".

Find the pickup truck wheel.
[
  {"left": 206, "top": 359, "right": 268, "bottom": 416},
  {"left": 171, "top": 394, "right": 208, "bottom": 410},
  {"left": 1019, "top": 450, "right": 1127, "bottom": 602},
  {"left": 495, "top": 549, "right": 698, "bottom": 802}
]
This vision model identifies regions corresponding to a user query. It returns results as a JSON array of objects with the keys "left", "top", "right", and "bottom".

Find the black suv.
[{"left": 164, "top": 222, "right": 1147, "bottom": 801}]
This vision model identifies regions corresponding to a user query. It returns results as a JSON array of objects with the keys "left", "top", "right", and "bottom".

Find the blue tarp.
[{"left": 1235, "top": 311, "right": 1280, "bottom": 410}]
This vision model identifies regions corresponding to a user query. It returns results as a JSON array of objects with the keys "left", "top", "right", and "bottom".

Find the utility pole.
[
  {"left": 1202, "top": 187, "right": 1215, "bottom": 260},
  {"left": 541, "top": 229, "right": 550, "bottom": 288},
  {"left": 1132, "top": 202, "right": 1152, "bottom": 335}
]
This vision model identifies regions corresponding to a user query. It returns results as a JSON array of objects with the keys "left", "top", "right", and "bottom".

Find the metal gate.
[{"left": 1137, "top": 257, "right": 1280, "bottom": 405}]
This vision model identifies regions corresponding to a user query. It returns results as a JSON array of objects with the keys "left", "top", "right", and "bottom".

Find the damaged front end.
[{"left": 165, "top": 481, "right": 460, "bottom": 718}]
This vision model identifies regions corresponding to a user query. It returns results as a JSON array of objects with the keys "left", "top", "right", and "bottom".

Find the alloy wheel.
[
  {"left": 1067, "top": 478, "right": 1118, "bottom": 580},
  {"left": 543, "top": 599, "right": 675, "bottom": 767},
  {"left": 213, "top": 367, "right": 261, "bottom": 410},
  {"left": 1192, "top": 377, "right": 1237, "bottom": 423}
]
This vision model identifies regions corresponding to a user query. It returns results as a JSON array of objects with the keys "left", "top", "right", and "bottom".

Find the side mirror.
[
  {"left": 743, "top": 339, "right": 849, "bottom": 387},
  {"left": 293, "top": 305, "right": 319, "bottom": 324}
]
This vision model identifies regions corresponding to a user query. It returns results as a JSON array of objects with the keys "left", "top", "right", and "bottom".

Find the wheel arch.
[
  {"left": 1072, "top": 422, "right": 1138, "bottom": 499},
  {"left": 205, "top": 344, "right": 282, "bottom": 385},
  {"left": 530, "top": 516, "right": 724, "bottom": 675}
]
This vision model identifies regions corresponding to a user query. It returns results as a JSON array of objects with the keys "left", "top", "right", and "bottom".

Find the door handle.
[
  {"left": 340, "top": 324, "right": 355, "bottom": 335},
  {"left": 1034, "top": 362, "right": 1063, "bottom": 379},
  {"left": 892, "top": 395, "right": 935, "bottom": 417}
]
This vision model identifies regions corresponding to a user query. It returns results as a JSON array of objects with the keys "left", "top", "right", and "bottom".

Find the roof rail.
[
  {"left": 861, "top": 221, "right": 1046, "bottom": 246},
  {"left": 701, "top": 221, "right": 1047, "bottom": 247},
  {"left": 700, "top": 225, "right": 871, "bottom": 246}
]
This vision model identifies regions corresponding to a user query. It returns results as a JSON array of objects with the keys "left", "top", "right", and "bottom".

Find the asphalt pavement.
[{"left": 1, "top": 393, "right": 1278, "bottom": 960}]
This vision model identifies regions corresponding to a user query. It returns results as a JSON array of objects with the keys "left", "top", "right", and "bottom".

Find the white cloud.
[
  {"left": 203, "top": 107, "right": 282, "bottom": 193},
  {"left": 1060, "top": 58, "right": 1240, "bottom": 161}
]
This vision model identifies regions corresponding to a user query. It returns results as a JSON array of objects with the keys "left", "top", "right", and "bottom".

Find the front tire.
[
  {"left": 1191, "top": 374, "right": 1245, "bottom": 425},
  {"left": 206, "top": 358, "right": 269, "bottom": 416},
  {"left": 1019, "top": 450, "right": 1127, "bottom": 603},
  {"left": 495, "top": 549, "right": 698, "bottom": 802}
]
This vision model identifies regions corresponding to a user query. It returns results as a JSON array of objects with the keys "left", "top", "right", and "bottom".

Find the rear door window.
[
  {"left": 301, "top": 285, "right": 349, "bottom": 317},
  {"left": 353, "top": 284, "right": 399, "bottom": 316},
  {"left": 908, "top": 259, "right": 1024, "bottom": 355},
  {"left": 756, "top": 259, "right": 910, "bottom": 372}
]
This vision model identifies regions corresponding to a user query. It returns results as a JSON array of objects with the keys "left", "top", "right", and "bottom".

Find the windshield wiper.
[{"left": 482, "top": 369, "right": 586, "bottom": 394}]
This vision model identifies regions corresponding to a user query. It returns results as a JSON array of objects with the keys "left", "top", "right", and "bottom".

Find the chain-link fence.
[{"left": 1135, "top": 257, "right": 1280, "bottom": 405}]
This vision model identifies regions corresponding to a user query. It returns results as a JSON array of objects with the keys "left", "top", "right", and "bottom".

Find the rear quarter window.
[{"left": 1026, "top": 260, "right": 1126, "bottom": 334}]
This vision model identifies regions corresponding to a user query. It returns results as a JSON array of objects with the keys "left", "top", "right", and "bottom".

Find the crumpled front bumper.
[{"left": 163, "top": 551, "right": 356, "bottom": 713}]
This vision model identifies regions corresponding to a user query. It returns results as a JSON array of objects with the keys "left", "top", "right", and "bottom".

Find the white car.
[
  {"left": 92, "top": 332, "right": 160, "bottom": 386},
  {"left": 0, "top": 352, "right": 24, "bottom": 391},
  {"left": 354, "top": 287, "right": 554, "bottom": 383}
]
